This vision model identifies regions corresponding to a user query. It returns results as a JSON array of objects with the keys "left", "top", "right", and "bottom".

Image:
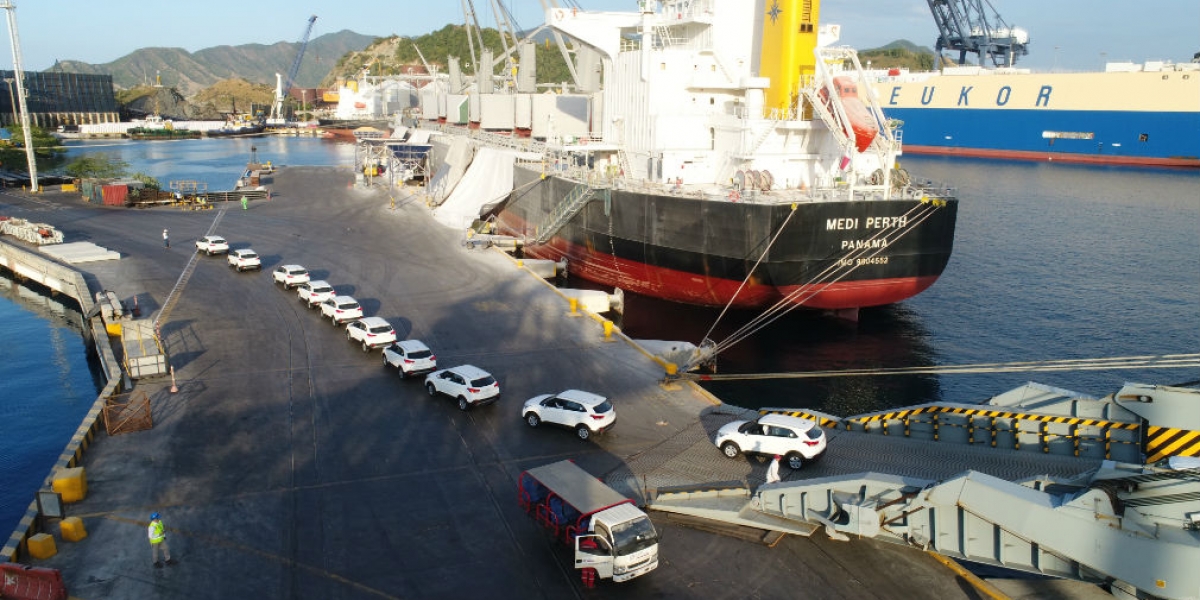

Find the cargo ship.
[
  {"left": 869, "top": 61, "right": 1200, "bottom": 168},
  {"left": 412, "top": 0, "right": 958, "bottom": 319}
]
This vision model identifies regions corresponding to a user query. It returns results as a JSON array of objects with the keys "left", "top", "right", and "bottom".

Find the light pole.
[
  {"left": 1053, "top": 45, "right": 1061, "bottom": 72},
  {"left": 1, "top": 1, "right": 38, "bottom": 192}
]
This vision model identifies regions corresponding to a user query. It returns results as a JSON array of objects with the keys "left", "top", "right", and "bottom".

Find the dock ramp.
[{"left": 646, "top": 382, "right": 1200, "bottom": 600}]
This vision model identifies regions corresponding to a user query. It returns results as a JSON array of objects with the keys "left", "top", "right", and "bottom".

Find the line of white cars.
[
  {"left": 194, "top": 234, "right": 262, "bottom": 272},
  {"left": 224, "top": 248, "right": 828, "bottom": 456},
  {"left": 265, "top": 262, "right": 622, "bottom": 438}
]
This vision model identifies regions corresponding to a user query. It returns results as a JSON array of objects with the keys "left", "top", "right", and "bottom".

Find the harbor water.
[
  {"left": 2, "top": 137, "right": 1198, "bottom": 539},
  {"left": 0, "top": 276, "right": 103, "bottom": 540}
]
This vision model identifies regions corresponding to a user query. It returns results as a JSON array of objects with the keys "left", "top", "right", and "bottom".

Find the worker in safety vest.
[{"left": 148, "top": 512, "right": 176, "bottom": 567}]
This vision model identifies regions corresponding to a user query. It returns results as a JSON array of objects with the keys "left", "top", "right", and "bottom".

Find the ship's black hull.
[{"left": 496, "top": 166, "right": 957, "bottom": 310}]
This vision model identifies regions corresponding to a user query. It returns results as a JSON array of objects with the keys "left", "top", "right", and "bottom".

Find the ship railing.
[{"left": 733, "top": 105, "right": 799, "bottom": 122}]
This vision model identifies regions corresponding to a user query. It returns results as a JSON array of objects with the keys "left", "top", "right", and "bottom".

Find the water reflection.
[{"left": 607, "top": 287, "right": 943, "bottom": 414}]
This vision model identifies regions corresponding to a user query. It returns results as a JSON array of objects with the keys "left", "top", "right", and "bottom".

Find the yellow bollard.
[
  {"left": 602, "top": 320, "right": 614, "bottom": 341},
  {"left": 665, "top": 363, "right": 678, "bottom": 376},
  {"left": 516, "top": 260, "right": 524, "bottom": 268},
  {"left": 569, "top": 297, "right": 579, "bottom": 316}
]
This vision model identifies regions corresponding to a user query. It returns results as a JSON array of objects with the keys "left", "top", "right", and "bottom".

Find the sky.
[{"left": 4, "top": 1, "right": 1197, "bottom": 74}]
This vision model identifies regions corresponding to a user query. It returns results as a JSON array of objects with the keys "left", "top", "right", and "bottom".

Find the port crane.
[
  {"left": 1, "top": 1, "right": 37, "bottom": 191},
  {"left": 268, "top": 15, "right": 317, "bottom": 126},
  {"left": 926, "top": 0, "right": 1029, "bottom": 67}
]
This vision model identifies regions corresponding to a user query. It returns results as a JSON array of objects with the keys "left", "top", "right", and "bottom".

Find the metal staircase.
[
  {"left": 532, "top": 183, "right": 599, "bottom": 245},
  {"left": 801, "top": 87, "right": 854, "bottom": 157},
  {"left": 153, "top": 208, "right": 227, "bottom": 329},
  {"left": 616, "top": 149, "right": 633, "bottom": 180}
]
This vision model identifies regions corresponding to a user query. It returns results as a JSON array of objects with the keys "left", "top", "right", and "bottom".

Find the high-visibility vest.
[{"left": 149, "top": 521, "right": 166, "bottom": 544}]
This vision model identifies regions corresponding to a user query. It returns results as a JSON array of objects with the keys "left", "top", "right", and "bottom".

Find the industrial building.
[{"left": 0, "top": 70, "right": 119, "bottom": 129}]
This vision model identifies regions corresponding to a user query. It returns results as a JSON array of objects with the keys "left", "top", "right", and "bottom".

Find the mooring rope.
[
  {"left": 681, "top": 353, "right": 1200, "bottom": 381},
  {"left": 697, "top": 199, "right": 943, "bottom": 365}
]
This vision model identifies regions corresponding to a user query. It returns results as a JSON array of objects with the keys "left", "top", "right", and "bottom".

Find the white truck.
[{"left": 518, "top": 460, "right": 659, "bottom": 587}]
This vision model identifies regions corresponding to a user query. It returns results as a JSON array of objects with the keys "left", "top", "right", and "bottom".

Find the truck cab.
[
  {"left": 519, "top": 460, "right": 659, "bottom": 586},
  {"left": 574, "top": 503, "right": 660, "bottom": 582}
]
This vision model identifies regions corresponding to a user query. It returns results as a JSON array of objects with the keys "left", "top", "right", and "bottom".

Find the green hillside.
[
  {"left": 327, "top": 25, "right": 573, "bottom": 87},
  {"left": 859, "top": 40, "right": 938, "bottom": 71},
  {"left": 54, "top": 30, "right": 375, "bottom": 95}
]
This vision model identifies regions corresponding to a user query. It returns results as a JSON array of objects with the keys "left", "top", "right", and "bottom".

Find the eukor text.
[{"left": 825, "top": 216, "right": 908, "bottom": 230}]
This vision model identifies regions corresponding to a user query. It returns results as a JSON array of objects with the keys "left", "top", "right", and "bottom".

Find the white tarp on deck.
[
  {"left": 406, "top": 129, "right": 433, "bottom": 145},
  {"left": 427, "top": 137, "right": 474, "bottom": 206},
  {"left": 431, "top": 146, "right": 539, "bottom": 230}
]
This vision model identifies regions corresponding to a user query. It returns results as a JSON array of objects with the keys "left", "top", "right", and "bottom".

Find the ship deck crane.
[
  {"left": 925, "top": 0, "right": 1029, "bottom": 68},
  {"left": 268, "top": 15, "right": 317, "bottom": 126}
]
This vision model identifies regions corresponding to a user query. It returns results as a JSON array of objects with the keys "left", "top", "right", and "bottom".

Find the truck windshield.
[{"left": 611, "top": 517, "right": 658, "bottom": 556}]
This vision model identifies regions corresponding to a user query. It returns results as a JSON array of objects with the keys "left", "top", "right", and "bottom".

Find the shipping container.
[{"left": 101, "top": 184, "right": 128, "bottom": 206}]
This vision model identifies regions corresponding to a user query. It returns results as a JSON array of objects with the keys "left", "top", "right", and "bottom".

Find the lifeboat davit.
[{"left": 820, "top": 76, "right": 878, "bottom": 153}]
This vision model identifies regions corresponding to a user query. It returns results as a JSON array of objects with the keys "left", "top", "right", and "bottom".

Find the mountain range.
[
  {"left": 54, "top": 31, "right": 377, "bottom": 96},
  {"left": 49, "top": 29, "right": 937, "bottom": 100}
]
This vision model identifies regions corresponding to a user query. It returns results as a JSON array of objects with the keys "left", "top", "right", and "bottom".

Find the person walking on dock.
[
  {"left": 148, "top": 512, "right": 177, "bottom": 567},
  {"left": 765, "top": 455, "right": 782, "bottom": 484},
  {"left": 162, "top": 228, "right": 170, "bottom": 248}
]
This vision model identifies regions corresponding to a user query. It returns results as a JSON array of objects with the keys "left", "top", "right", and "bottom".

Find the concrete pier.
[{"left": 0, "top": 171, "right": 1109, "bottom": 599}]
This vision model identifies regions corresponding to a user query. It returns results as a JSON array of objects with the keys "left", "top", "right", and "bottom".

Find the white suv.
[
  {"left": 320, "top": 295, "right": 363, "bottom": 325},
  {"left": 346, "top": 317, "right": 396, "bottom": 351},
  {"left": 196, "top": 235, "right": 229, "bottom": 255},
  {"left": 425, "top": 365, "right": 500, "bottom": 411},
  {"left": 521, "top": 389, "right": 615, "bottom": 441},
  {"left": 272, "top": 264, "right": 310, "bottom": 289},
  {"left": 382, "top": 340, "right": 437, "bottom": 378},
  {"left": 227, "top": 248, "right": 261, "bottom": 271},
  {"left": 713, "top": 414, "right": 827, "bottom": 470},
  {"left": 296, "top": 280, "right": 335, "bottom": 307}
]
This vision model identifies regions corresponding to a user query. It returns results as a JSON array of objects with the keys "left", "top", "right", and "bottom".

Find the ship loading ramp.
[{"left": 649, "top": 383, "right": 1200, "bottom": 600}]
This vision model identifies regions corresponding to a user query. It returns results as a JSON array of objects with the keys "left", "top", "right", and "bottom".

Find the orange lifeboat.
[
  {"left": 820, "top": 76, "right": 878, "bottom": 153},
  {"left": 354, "top": 102, "right": 367, "bottom": 109}
]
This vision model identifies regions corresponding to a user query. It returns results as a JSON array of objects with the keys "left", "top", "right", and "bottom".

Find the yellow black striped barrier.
[
  {"left": 758, "top": 409, "right": 840, "bottom": 429},
  {"left": 1145, "top": 426, "right": 1200, "bottom": 463},
  {"left": 764, "top": 404, "right": 1145, "bottom": 460},
  {"left": 846, "top": 405, "right": 1140, "bottom": 431}
]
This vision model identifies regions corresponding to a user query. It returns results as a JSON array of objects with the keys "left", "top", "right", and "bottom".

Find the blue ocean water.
[
  {"left": 62, "top": 136, "right": 357, "bottom": 191},
  {"left": 0, "top": 277, "right": 102, "bottom": 539}
]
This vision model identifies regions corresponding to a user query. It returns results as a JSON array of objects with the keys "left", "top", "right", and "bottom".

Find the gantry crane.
[
  {"left": 268, "top": 15, "right": 318, "bottom": 126},
  {"left": 926, "top": 0, "right": 1029, "bottom": 68}
]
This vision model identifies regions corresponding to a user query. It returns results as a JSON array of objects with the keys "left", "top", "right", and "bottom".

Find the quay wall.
[{"left": 0, "top": 239, "right": 122, "bottom": 564}]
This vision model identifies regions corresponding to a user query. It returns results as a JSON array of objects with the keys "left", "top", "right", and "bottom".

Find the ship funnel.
[{"left": 758, "top": 0, "right": 821, "bottom": 112}]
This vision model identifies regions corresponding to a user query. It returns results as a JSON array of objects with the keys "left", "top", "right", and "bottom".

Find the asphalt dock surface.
[{"left": 3, "top": 167, "right": 1104, "bottom": 599}]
